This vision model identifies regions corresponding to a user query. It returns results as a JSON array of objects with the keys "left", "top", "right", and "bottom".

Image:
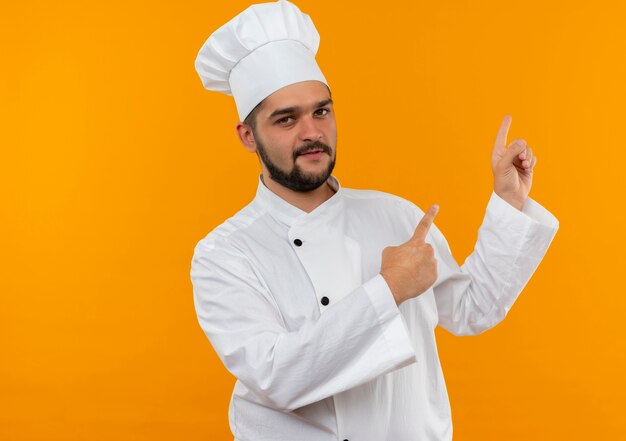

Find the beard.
[{"left": 255, "top": 138, "right": 336, "bottom": 193}]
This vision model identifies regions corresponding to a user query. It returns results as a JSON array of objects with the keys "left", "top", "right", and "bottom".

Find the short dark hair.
[{"left": 243, "top": 99, "right": 265, "bottom": 132}]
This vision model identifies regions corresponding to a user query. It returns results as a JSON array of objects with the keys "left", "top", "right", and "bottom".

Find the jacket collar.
[{"left": 254, "top": 173, "right": 343, "bottom": 228}]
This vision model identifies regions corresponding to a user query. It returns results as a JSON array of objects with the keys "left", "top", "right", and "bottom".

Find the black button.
[
  {"left": 321, "top": 296, "right": 330, "bottom": 306},
  {"left": 293, "top": 239, "right": 303, "bottom": 246}
]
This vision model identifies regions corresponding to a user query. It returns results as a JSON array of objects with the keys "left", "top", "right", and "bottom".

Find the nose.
[{"left": 298, "top": 115, "right": 323, "bottom": 142}]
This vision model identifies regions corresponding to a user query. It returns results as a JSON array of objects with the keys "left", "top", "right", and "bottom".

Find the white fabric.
[
  {"left": 190, "top": 175, "right": 559, "bottom": 441},
  {"left": 194, "top": 0, "right": 327, "bottom": 121}
]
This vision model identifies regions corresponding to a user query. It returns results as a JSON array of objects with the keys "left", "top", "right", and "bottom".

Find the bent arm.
[
  {"left": 191, "top": 243, "right": 416, "bottom": 412},
  {"left": 417, "top": 192, "right": 559, "bottom": 336}
]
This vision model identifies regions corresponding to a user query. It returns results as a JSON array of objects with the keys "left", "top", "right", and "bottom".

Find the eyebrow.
[{"left": 268, "top": 99, "right": 334, "bottom": 119}]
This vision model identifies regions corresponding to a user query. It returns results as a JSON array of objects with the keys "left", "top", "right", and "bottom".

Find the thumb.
[{"left": 501, "top": 140, "right": 526, "bottom": 165}]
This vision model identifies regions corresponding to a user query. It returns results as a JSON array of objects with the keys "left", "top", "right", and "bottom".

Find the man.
[{"left": 191, "top": 1, "right": 559, "bottom": 440}]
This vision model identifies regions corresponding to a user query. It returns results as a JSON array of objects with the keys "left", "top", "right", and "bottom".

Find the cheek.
[
  {"left": 272, "top": 140, "right": 299, "bottom": 165},
  {"left": 324, "top": 118, "right": 337, "bottom": 137},
  {"left": 258, "top": 131, "right": 295, "bottom": 160},
  {"left": 325, "top": 124, "right": 337, "bottom": 146}
]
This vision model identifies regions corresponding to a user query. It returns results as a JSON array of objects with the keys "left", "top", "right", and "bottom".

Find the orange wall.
[{"left": 1, "top": 1, "right": 624, "bottom": 439}]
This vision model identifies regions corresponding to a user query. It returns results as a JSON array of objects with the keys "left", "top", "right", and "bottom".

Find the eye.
[
  {"left": 276, "top": 116, "right": 295, "bottom": 125},
  {"left": 314, "top": 108, "right": 330, "bottom": 117}
]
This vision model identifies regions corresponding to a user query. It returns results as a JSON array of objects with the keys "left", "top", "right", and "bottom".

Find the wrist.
[
  {"left": 380, "top": 272, "right": 403, "bottom": 306},
  {"left": 494, "top": 191, "right": 524, "bottom": 211}
]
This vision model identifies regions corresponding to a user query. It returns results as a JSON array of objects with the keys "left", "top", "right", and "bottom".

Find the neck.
[{"left": 261, "top": 173, "right": 336, "bottom": 213}]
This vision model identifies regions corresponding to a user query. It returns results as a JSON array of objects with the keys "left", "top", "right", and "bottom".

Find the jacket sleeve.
[
  {"left": 420, "top": 191, "right": 559, "bottom": 336},
  {"left": 190, "top": 240, "right": 416, "bottom": 412}
]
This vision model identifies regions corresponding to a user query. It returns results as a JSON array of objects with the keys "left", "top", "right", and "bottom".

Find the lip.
[{"left": 298, "top": 151, "right": 325, "bottom": 160}]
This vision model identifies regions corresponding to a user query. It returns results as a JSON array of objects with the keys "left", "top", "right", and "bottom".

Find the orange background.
[{"left": 2, "top": 1, "right": 625, "bottom": 439}]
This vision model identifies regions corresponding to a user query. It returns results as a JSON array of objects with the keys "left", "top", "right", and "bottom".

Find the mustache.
[{"left": 293, "top": 141, "right": 332, "bottom": 160}]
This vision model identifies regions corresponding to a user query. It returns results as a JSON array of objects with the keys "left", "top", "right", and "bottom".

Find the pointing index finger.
[
  {"left": 495, "top": 115, "right": 512, "bottom": 149},
  {"left": 411, "top": 204, "right": 439, "bottom": 243}
]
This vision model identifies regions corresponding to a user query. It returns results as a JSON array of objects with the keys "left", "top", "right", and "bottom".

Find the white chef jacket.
[{"left": 190, "top": 174, "right": 559, "bottom": 441}]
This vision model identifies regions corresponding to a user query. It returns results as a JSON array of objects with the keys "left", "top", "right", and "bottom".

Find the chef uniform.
[{"left": 191, "top": 1, "right": 560, "bottom": 440}]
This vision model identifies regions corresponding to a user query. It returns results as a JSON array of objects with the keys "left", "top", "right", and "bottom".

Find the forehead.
[{"left": 261, "top": 80, "right": 331, "bottom": 113}]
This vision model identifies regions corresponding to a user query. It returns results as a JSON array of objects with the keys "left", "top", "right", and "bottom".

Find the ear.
[{"left": 236, "top": 122, "right": 257, "bottom": 153}]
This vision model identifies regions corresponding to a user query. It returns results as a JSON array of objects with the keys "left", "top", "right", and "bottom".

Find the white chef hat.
[{"left": 194, "top": 0, "right": 328, "bottom": 121}]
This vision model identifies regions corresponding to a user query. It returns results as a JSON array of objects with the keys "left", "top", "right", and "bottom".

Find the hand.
[
  {"left": 491, "top": 115, "right": 537, "bottom": 210},
  {"left": 380, "top": 204, "right": 439, "bottom": 305}
]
